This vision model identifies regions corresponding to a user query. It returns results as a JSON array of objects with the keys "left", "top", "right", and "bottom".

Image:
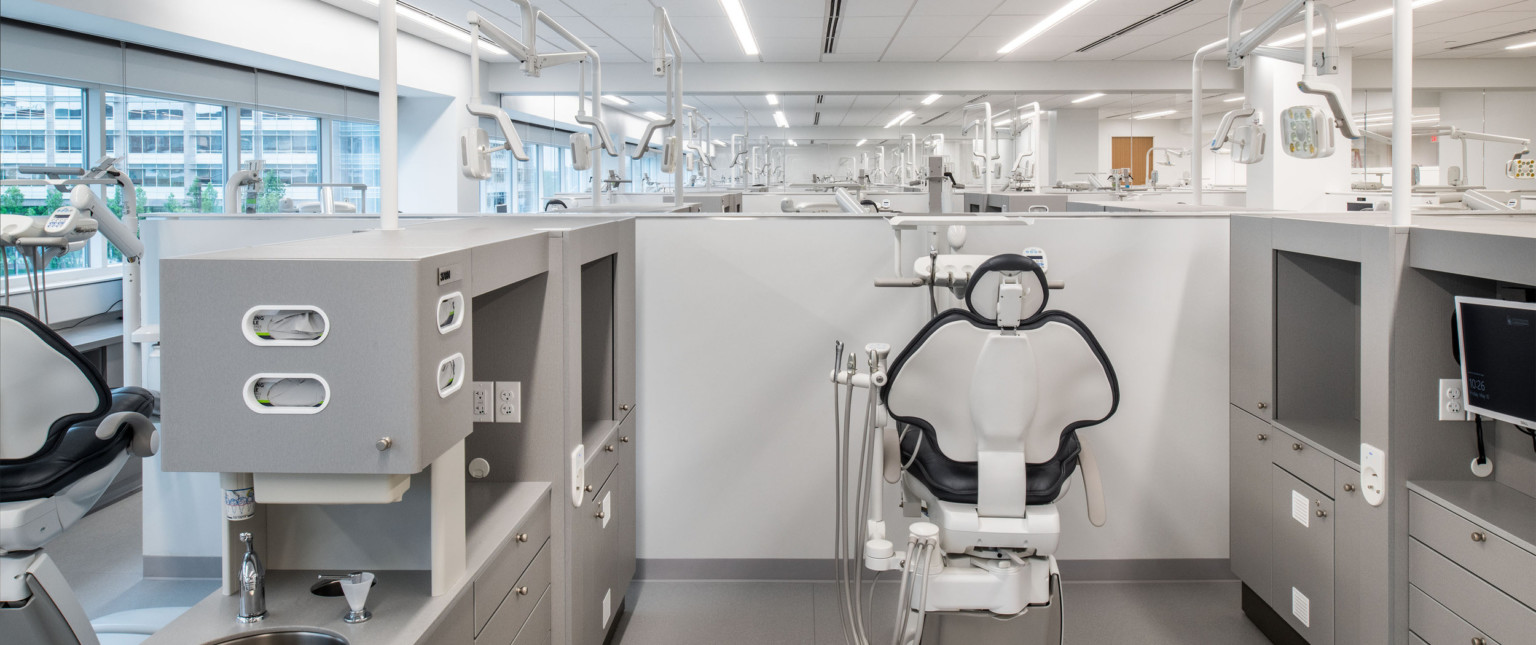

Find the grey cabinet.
[
  {"left": 1333, "top": 462, "right": 1363, "bottom": 645},
  {"left": 1230, "top": 406, "right": 1274, "bottom": 604},
  {"left": 1273, "top": 467, "right": 1335, "bottom": 645},
  {"left": 1230, "top": 215, "right": 1274, "bottom": 420},
  {"left": 1409, "top": 486, "right": 1536, "bottom": 645},
  {"left": 570, "top": 415, "right": 635, "bottom": 645}
]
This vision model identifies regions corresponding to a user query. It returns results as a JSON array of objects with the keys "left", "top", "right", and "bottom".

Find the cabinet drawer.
[
  {"left": 1410, "top": 492, "right": 1536, "bottom": 610},
  {"left": 419, "top": 589, "right": 474, "bottom": 645},
  {"left": 477, "top": 543, "right": 552, "bottom": 645},
  {"left": 510, "top": 586, "right": 553, "bottom": 645},
  {"left": 582, "top": 420, "right": 626, "bottom": 501},
  {"left": 1271, "top": 426, "right": 1334, "bottom": 495},
  {"left": 1410, "top": 584, "right": 1499, "bottom": 645},
  {"left": 1230, "top": 407, "right": 1274, "bottom": 604},
  {"left": 474, "top": 498, "right": 552, "bottom": 636},
  {"left": 1410, "top": 635, "right": 1429, "bottom": 645},
  {"left": 1410, "top": 539, "right": 1536, "bottom": 645}
]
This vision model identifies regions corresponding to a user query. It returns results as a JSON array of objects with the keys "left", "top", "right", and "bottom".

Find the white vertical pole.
[
  {"left": 380, "top": 0, "right": 400, "bottom": 230},
  {"left": 1390, "top": 0, "right": 1412, "bottom": 227}
]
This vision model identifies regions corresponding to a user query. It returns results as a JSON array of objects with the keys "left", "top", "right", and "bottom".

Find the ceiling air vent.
[
  {"left": 1077, "top": 0, "right": 1195, "bottom": 53},
  {"left": 823, "top": 0, "right": 844, "bottom": 55},
  {"left": 1446, "top": 29, "right": 1536, "bottom": 50}
]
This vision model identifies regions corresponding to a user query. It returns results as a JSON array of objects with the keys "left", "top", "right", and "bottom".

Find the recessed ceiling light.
[
  {"left": 1072, "top": 93, "right": 1106, "bottom": 104},
  {"left": 856, "top": 139, "right": 868, "bottom": 147},
  {"left": 998, "top": 0, "right": 1101, "bottom": 54},
  {"left": 1133, "top": 110, "right": 1177, "bottom": 120},
  {"left": 644, "top": 111, "right": 666, "bottom": 120},
  {"left": 773, "top": 111, "right": 789, "bottom": 128},
  {"left": 788, "top": 140, "right": 799, "bottom": 146},
  {"left": 885, "top": 111, "right": 915, "bottom": 128},
  {"left": 1271, "top": 0, "right": 1444, "bottom": 47},
  {"left": 1508, "top": 40, "right": 1536, "bottom": 50},
  {"left": 602, "top": 95, "right": 631, "bottom": 106},
  {"left": 719, "top": 0, "right": 760, "bottom": 56},
  {"left": 1224, "top": 96, "right": 1246, "bottom": 103},
  {"left": 921, "top": 94, "right": 943, "bottom": 105},
  {"left": 766, "top": 94, "right": 779, "bottom": 105},
  {"left": 712, "top": 139, "right": 727, "bottom": 146},
  {"left": 364, "top": 0, "right": 509, "bottom": 56}
]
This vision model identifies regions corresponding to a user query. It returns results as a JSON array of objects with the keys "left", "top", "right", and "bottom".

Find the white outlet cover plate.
[
  {"left": 571, "top": 444, "right": 585, "bottom": 507},
  {"left": 1361, "top": 443, "right": 1386, "bottom": 507}
]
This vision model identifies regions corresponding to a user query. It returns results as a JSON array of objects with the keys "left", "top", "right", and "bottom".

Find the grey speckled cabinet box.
[{"left": 159, "top": 244, "right": 474, "bottom": 475}]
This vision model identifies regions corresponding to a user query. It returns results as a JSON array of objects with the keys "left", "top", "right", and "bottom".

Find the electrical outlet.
[
  {"left": 470, "top": 382, "right": 494, "bottom": 422},
  {"left": 494, "top": 381, "right": 522, "bottom": 423},
  {"left": 1439, "top": 378, "right": 1470, "bottom": 421}
]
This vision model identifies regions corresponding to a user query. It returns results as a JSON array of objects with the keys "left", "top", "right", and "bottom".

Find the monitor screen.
[{"left": 1457, "top": 296, "right": 1536, "bottom": 429}]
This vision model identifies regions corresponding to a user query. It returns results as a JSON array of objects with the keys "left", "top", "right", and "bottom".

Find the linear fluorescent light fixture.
[
  {"left": 1272, "top": 0, "right": 1444, "bottom": 47},
  {"left": 788, "top": 140, "right": 799, "bottom": 146},
  {"left": 998, "top": 0, "right": 1100, "bottom": 54},
  {"left": 712, "top": 139, "right": 727, "bottom": 146},
  {"left": 1133, "top": 110, "right": 1177, "bottom": 120},
  {"left": 364, "top": 0, "right": 508, "bottom": 56},
  {"left": 602, "top": 95, "right": 631, "bottom": 106},
  {"left": 644, "top": 111, "right": 666, "bottom": 120},
  {"left": 773, "top": 111, "right": 789, "bottom": 128},
  {"left": 1072, "top": 93, "right": 1106, "bottom": 104},
  {"left": 856, "top": 139, "right": 868, "bottom": 146},
  {"left": 922, "top": 94, "right": 943, "bottom": 105},
  {"left": 1509, "top": 40, "right": 1536, "bottom": 50},
  {"left": 766, "top": 94, "right": 779, "bottom": 105},
  {"left": 720, "top": 0, "right": 760, "bottom": 56},
  {"left": 885, "top": 111, "right": 915, "bottom": 128},
  {"left": 1224, "top": 96, "right": 1246, "bottom": 103}
]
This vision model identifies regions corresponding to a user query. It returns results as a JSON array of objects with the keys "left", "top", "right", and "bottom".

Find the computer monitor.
[{"left": 1456, "top": 296, "right": 1536, "bottom": 429}]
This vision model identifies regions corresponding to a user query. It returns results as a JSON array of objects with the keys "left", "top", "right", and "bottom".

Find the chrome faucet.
[{"left": 237, "top": 532, "right": 267, "bottom": 623}]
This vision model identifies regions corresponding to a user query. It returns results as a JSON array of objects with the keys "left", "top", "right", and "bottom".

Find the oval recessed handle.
[
  {"left": 1292, "top": 443, "right": 1303, "bottom": 452},
  {"left": 516, "top": 533, "right": 529, "bottom": 543},
  {"left": 517, "top": 586, "right": 529, "bottom": 596},
  {"left": 1343, "top": 483, "right": 1355, "bottom": 492},
  {"left": 1257, "top": 433, "right": 1269, "bottom": 442},
  {"left": 1471, "top": 532, "right": 1487, "bottom": 543}
]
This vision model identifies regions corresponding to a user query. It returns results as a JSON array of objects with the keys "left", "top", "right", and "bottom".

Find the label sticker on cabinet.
[
  {"left": 1291, "top": 490, "right": 1309, "bottom": 528},
  {"left": 1291, "top": 587, "right": 1311, "bottom": 627},
  {"left": 601, "top": 490, "right": 613, "bottom": 529},
  {"left": 602, "top": 589, "right": 612, "bottom": 628}
]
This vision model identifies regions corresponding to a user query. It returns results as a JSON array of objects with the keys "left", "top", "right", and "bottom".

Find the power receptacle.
[
  {"left": 1439, "top": 378, "right": 1470, "bottom": 422},
  {"left": 470, "top": 382, "right": 494, "bottom": 422},
  {"left": 494, "top": 381, "right": 522, "bottom": 423}
]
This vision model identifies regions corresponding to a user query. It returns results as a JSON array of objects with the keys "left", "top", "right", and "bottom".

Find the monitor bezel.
[{"left": 1455, "top": 295, "right": 1536, "bottom": 429}]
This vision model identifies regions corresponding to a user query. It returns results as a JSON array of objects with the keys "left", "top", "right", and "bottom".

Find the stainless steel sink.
[{"left": 206, "top": 630, "right": 349, "bottom": 645}]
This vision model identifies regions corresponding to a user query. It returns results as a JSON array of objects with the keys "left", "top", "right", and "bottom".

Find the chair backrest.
[
  {"left": 0, "top": 306, "right": 107, "bottom": 460},
  {"left": 882, "top": 255, "right": 1117, "bottom": 467}
]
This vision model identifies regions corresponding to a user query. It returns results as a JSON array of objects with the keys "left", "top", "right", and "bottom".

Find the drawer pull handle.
[
  {"left": 596, "top": 511, "right": 606, "bottom": 519},
  {"left": 585, "top": 484, "right": 594, "bottom": 492},
  {"left": 1257, "top": 433, "right": 1269, "bottom": 442},
  {"left": 1292, "top": 443, "right": 1303, "bottom": 452},
  {"left": 1316, "top": 509, "right": 1328, "bottom": 518},
  {"left": 516, "top": 533, "right": 529, "bottom": 543},
  {"left": 1342, "top": 484, "right": 1355, "bottom": 492},
  {"left": 621, "top": 436, "right": 631, "bottom": 443},
  {"left": 1471, "top": 532, "right": 1486, "bottom": 543},
  {"left": 621, "top": 404, "right": 632, "bottom": 411},
  {"left": 605, "top": 444, "right": 616, "bottom": 453},
  {"left": 1472, "top": 638, "right": 1485, "bottom": 645},
  {"left": 517, "top": 586, "right": 529, "bottom": 596},
  {"left": 1257, "top": 402, "right": 1268, "bottom": 410}
]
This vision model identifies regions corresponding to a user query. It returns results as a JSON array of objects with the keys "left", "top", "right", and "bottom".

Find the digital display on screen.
[{"left": 1458, "top": 297, "right": 1536, "bottom": 428}]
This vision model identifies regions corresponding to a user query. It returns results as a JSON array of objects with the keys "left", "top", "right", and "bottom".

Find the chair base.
[{"left": 902, "top": 476, "right": 1063, "bottom": 556}]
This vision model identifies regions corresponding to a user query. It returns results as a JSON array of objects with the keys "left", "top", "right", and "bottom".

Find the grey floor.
[
  {"left": 45, "top": 492, "right": 221, "bottom": 619},
  {"left": 614, "top": 579, "right": 1273, "bottom": 645}
]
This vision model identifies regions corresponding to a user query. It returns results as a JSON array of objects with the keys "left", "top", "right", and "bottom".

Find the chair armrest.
[
  {"left": 94, "top": 411, "right": 158, "bottom": 457},
  {"left": 1078, "top": 433, "right": 1106, "bottom": 527}
]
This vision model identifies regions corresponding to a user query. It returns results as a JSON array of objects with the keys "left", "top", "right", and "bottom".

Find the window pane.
[
  {"left": 2, "top": 78, "right": 88, "bottom": 276},
  {"left": 331, "top": 120, "right": 379, "bottom": 213},
  {"left": 479, "top": 137, "right": 512, "bottom": 213},
  {"left": 240, "top": 108, "right": 321, "bottom": 209},
  {"left": 107, "top": 92, "right": 227, "bottom": 217}
]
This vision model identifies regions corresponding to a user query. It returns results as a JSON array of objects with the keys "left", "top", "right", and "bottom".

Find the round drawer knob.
[
  {"left": 595, "top": 511, "right": 606, "bottom": 519},
  {"left": 376, "top": 437, "right": 393, "bottom": 451},
  {"left": 585, "top": 484, "right": 594, "bottom": 492},
  {"left": 516, "top": 533, "right": 529, "bottom": 543},
  {"left": 605, "top": 444, "right": 616, "bottom": 452},
  {"left": 1257, "top": 434, "right": 1269, "bottom": 442},
  {"left": 620, "top": 404, "right": 632, "bottom": 412},
  {"left": 1316, "top": 509, "right": 1328, "bottom": 518},
  {"left": 1472, "top": 638, "right": 1485, "bottom": 645},
  {"left": 1292, "top": 443, "right": 1304, "bottom": 452},
  {"left": 1343, "top": 484, "right": 1355, "bottom": 492},
  {"left": 621, "top": 436, "right": 631, "bottom": 443},
  {"left": 1471, "top": 532, "right": 1487, "bottom": 543},
  {"left": 517, "top": 586, "right": 529, "bottom": 596},
  {"left": 1257, "top": 402, "right": 1268, "bottom": 410}
]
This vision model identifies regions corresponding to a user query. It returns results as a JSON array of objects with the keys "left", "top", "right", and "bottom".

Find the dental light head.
[{"left": 1212, "top": 107, "right": 1266, "bottom": 165}]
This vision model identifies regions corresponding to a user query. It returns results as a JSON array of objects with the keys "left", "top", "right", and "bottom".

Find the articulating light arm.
[{"left": 1211, "top": 106, "right": 1257, "bottom": 151}]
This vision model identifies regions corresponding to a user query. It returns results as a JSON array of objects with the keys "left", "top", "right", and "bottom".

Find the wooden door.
[{"left": 1111, "top": 136, "right": 1155, "bottom": 185}]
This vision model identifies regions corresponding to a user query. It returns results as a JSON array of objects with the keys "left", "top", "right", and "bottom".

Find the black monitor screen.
[{"left": 1458, "top": 298, "right": 1536, "bottom": 427}]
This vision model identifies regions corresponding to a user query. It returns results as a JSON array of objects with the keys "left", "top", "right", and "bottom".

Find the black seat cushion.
[
  {"left": 882, "top": 309, "right": 1118, "bottom": 507},
  {"left": 0, "top": 387, "right": 154, "bottom": 504}
]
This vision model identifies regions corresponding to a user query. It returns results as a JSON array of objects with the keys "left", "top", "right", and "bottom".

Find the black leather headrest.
[{"left": 965, "top": 254, "right": 1048, "bottom": 324}]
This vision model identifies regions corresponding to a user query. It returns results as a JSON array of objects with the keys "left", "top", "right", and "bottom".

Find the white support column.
[
  {"left": 1390, "top": 0, "right": 1413, "bottom": 227},
  {"left": 379, "top": 0, "right": 400, "bottom": 230}
]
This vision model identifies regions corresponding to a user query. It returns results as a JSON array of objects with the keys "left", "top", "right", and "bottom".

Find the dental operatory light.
[
  {"left": 885, "top": 111, "right": 915, "bottom": 128},
  {"left": 997, "top": 0, "right": 1100, "bottom": 54},
  {"left": 773, "top": 111, "right": 789, "bottom": 128},
  {"left": 766, "top": 94, "right": 779, "bottom": 105},
  {"left": 361, "top": 0, "right": 508, "bottom": 56},
  {"left": 1134, "top": 110, "right": 1177, "bottom": 120},
  {"left": 719, "top": 0, "right": 760, "bottom": 56},
  {"left": 1072, "top": 93, "right": 1105, "bottom": 103},
  {"left": 1509, "top": 40, "right": 1536, "bottom": 50},
  {"left": 602, "top": 95, "right": 631, "bottom": 106},
  {"left": 1271, "top": 0, "right": 1444, "bottom": 47},
  {"left": 922, "top": 94, "right": 943, "bottom": 105}
]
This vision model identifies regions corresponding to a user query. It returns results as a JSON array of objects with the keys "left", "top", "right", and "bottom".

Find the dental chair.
[
  {"left": 833, "top": 254, "right": 1118, "bottom": 644},
  {"left": 0, "top": 305, "right": 170, "bottom": 644}
]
